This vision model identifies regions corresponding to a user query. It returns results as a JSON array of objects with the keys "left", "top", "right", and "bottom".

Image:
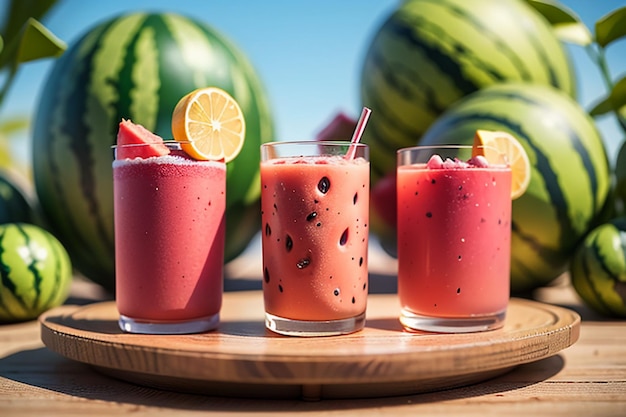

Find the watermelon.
[
  {"left": 570, "top": 218, "right": 626, "bottom": 317},
  {"left": 0, "top": 223, "right": 73, "bottom": 322},
  {"left": 412, "top": 83, "right": 610, "bottom": 292},
  {"left": 32, "top": 13, "right": 274, "bottom": 290},
  {"left": 360, "top": 0, "right": 576, "bottom": 181}
]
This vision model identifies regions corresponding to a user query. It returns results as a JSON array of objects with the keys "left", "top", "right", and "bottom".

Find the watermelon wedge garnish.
[{"left": 116, "top": 119, "right": 170, "bottom": 159}]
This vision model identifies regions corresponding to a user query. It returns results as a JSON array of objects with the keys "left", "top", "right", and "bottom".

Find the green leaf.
[
  {"left": 589, "top": 96, "right": 613, "bottom": 117},
  {"left": 590, "top": 76, "right": 626, "bottom": 116},
  {"left": 595, "top": 7, "right": 626, "bottom": 48},
  {"left": 1, "top": 0, "right": 58, "bottom": 46},
  {"left": 525, "top": 0, "right": 592, "bottom": 45},
  {"left": 16, "top": 18, "right": 66, "bottom": 63},
  {"left": 590, "top": 96, "right": 615, "bottom": 117}
]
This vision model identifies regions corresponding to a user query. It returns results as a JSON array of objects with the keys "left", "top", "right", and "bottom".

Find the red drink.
[
  {"left": 113, "top": 146, "right": 225, "bottom": 334},
  {"left": 397, "top": 146, "right": 511, "bottom": 333},
  {"left": 260, "top": 141, "right": 369, "bottom": 336}
]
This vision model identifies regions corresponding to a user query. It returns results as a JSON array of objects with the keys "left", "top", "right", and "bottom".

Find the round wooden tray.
[{"left": 40, "top": 291, "right": 580, "bottom": 400}]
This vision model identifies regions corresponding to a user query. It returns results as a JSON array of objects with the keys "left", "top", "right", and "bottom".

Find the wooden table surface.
[{"left": 1, "top": 242, "right": 625, "bottom": 416}]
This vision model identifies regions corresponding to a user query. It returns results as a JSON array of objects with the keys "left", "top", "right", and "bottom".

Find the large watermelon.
[
  {"left": 32, "top": 13, "right": 274, "bottom": 290},
  {"left": 570, "top": 218, "right": 626, "bottom": 318},
  {"left": 360, "top": 0, "right": 576, "bottom": 180},
  {"left": 416, "top": 83, "right": 611, "bottom": 292},
  {"left": 0, "top": 223, "right": 73, "bottom": 322}
]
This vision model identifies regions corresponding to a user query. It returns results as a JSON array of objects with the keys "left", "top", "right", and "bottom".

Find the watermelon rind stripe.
[
  {"left": 388, "top": 7, "right": 486, "bottom": 94},
  {"left": 15, "top": 224, "right": 45, "bottom": 312},
  {"left": 129, "top": 23, "right": 160, "bottom": 127}
]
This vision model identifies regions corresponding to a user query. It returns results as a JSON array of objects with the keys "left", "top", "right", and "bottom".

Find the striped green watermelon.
[
  {"left": 570, "top": 218, "right": 626, "bottom": 317},
  {"left": 32, "top": 13, "right": 274, "bottom": 290},
  {"left": 360, "top": 0, "right": 576, "bottom": 181},
  {"left": 417, "top": 83, "right": 610, "bottom": 292},
  {"left": 0, "top": 223, "right": 72, "bottom": 322}
]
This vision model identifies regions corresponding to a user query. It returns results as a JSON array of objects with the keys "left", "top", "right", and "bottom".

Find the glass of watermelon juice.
[
  {"left": 260, "top": 141, "right": 370, "bottom": 336},
  {"left": 396, "top": 145, "right": 512, "bottom": 333},
  {"left": 113, "top": 141, "right": 225, "bottom": 334}
]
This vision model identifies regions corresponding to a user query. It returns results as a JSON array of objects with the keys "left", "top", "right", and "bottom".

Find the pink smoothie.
[
  {"left": 113, "top": 155, "right": 225, "bottom": 322},
  {"left": 397, "top": 157, "right": 512, "bottom": 318},
  {"left": 261, "top": 155, "right": 369, "bottom": 321}
]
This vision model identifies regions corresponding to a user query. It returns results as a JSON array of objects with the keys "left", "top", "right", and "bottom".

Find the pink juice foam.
[
  {"left": 261, "top": 155, "right": 369, "bottom": 321},
  {"left": 397, "top": 155, "right": 512, "bottom": 318},
  {"left": 113, "top": 155, "right": 225, "bottom": 321}
]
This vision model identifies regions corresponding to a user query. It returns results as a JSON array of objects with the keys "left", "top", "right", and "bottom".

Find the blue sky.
[{"left": 1, "top": 0, "right": 625, "bottom": 165}]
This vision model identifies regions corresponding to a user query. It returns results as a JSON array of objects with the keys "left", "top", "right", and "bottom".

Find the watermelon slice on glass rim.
[{"left": 115, "top": 119, "right": 170, "bottom": 160}]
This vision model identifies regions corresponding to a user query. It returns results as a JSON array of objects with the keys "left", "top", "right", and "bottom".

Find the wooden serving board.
[{"left": 40, "top": 292, "right": 580, "bottom": 400}]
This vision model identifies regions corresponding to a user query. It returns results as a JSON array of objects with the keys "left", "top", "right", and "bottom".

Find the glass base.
[
  {"left": 265, "top": 311, "right": 366, "bottom": 337},
  {"left": 400, "top": 308, "right": 506, "bottom": 333},
  {"left": 118, "top": 313, "right": 219, "bottom": 334}
]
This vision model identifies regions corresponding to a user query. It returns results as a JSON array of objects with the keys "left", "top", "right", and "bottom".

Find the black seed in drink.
[
  {"left": 457, "top": 287, "right": 461, "bottom": 294},
  {"left": 339, "top": 228, "right": 349, "bottom": 246},
  {"left": 334, "top": 288, "right": 340, "bottom": 296},
  {"left": 306, "top": 212, "right": 317, "bottom": 222},
  {"left": 359, "top": 257, "right": 364, "bottom": 266},
  {"left": 363, "top": 283, "right": 367, "bottom": 290},
  {"left": 318, "top": 177, "right": 330, "bottom": 194},
  {"left": 353, "top": 192, "right": 358, "bottom": 204},
  {"left": 285, "top": 234, "right": 293, "bottom": 252},
  {"left": 351, "top": 296, "right": 355, "bottom": 304},
  {"left": 264, "top": 267, "right": 270, "bottom": 283},
  {"left": 296, "top": 257, "right": 310, "bottom": 269},
  {"left": 426, "top": 212, "right": 433, "bottom": 218},
  {"left": 278, "top": 284, "right": 283, "bottom": 293},
  {"left": 265, "top": 223, "right": 271, "bottom": 236}
]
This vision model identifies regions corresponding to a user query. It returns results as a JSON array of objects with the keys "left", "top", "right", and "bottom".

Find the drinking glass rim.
[
  {"left": 398, "top": 144, "right": 487, "bottom": 153},
  {"left": 397, "top": 144, "right": 511, "bottom": 167},
  {"left": 397, "top": 144, "right": 505, "bottom": 157},
  {"left": 261, "top": 140, "right": 368, "bottom": 148},
  {"left": 111, "top": 140, "right": 191, "bottom": 149}
]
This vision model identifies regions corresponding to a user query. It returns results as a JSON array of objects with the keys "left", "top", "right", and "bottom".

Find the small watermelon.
[
  {"left": 0, "top": 223, "right": 73, "bottom": 322},
  {"left": 570, "top": 218, "right": 626, "bottom": 318},
  {"left": 379, "top": 83, "right": 610, "bottom": 292},
  {"left": 32, "top": 13, "right": 274, "bottom": 290},
  {"left": 360, "top": 0, "right": 576, "bottom": 181}
]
